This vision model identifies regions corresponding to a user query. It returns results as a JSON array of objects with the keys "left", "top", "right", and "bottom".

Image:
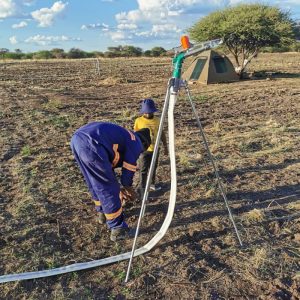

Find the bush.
[
  {"left": 3, "top": 52, "right": 24, "bottom": 59},
  {"left": 32, "top": 51, "right": 53, "bottom": 59},
  {"left": 67, "top": 48, "right": 86, "bottom": 59},
  {"left": 150, "top": 47, "right": 167, "bottom": 57},
  {"left": 50, "top": 48, "right": 66, "bottom": 59}
]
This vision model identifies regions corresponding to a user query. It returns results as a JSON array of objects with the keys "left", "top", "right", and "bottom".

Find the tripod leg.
[
  {"left": 184, "top": 85, "right": 243, "bottom": 247},
  {"left": 125, "top": 80, "right": 172, "bottom": 283}
]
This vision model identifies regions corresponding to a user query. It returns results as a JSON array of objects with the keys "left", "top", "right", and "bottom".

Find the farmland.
[{"left": 0, "top": 53, "right": 300, "bottom": 299}]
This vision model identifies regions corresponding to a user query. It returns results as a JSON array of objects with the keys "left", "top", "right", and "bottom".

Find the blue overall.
[{"left": 70, "top": 122, "right": 144, "bottom": 229}]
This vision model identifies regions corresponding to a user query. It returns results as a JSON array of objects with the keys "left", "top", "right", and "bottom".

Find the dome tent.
[{"left": 182, "top": 50, "right": 239, "bottom": 84}]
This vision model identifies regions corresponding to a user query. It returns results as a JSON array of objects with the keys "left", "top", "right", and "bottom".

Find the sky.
[{"left": 0, "top": 0, "right": 300, "bottom": 53}]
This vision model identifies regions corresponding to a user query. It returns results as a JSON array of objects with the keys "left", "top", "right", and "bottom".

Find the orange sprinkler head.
[{"left": 181, "top": 35, "right": 190, "bottom": 50}]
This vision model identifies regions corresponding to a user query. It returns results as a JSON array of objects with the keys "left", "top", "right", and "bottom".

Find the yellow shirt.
[{"left": 134, "top": 116, "right": 160, "bottom": 152}]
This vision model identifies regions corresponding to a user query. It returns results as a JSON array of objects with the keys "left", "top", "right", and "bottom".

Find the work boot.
[
  {"left": 150, "top": 184, "right": 162, "bottom": 191},
  {"left": 110, "top": 227, "right": 133, "bottom": 242},
  {"left": 98, "top": 212, "right": 106, "bottom": 224}
]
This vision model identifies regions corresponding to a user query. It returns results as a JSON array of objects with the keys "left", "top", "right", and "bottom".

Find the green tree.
[
  {"left": 92, "top": 51, "right": 104, "bottom": 57},
  {"left": 0, "top": 48, "right": 9, "bottom": 59},
  {"left": 67, "top": 48, "right": 86, "bottom": 59},
  {"left": 32, "top": 50, "right": 53, "bottom": 59},
  {"left": 50, "top": 48, "right": 66, "bottom": 59},
  {"left": 188, "top": 4, "right": 296, "bottom": 77},
  {"left": 144, "top": 50, "right": 152, "bottom": 57},
  {"left": 25, "top": 53, "right": 33, "bottom": 59},
  {"left": 150, "top": 46, "right": 166, "bottom": 57},
  {"left": 107, "top": 46, "right": 122, "bottom": 57},
  {"left": 121, "top": 45, "right": 143, "bottom": 57},
  {"left": 4, "top": 52, "right": 24, "bottom": 59}
]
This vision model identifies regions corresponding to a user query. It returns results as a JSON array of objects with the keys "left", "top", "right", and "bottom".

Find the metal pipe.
[{"left": 125, "top": 79, "right": 172, "bottom": 282}]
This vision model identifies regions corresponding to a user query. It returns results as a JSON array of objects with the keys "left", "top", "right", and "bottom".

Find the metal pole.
[
  {"left": 125, "top": 80, "right": 172, "bottom": 283},
  {"left": 184, "top": 84, "right": 243, "bottom": 247}
]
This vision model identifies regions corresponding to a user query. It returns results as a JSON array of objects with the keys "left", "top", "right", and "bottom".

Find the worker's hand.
[{"left": 120, "top": 186, "right": 137, "bottom": 203}]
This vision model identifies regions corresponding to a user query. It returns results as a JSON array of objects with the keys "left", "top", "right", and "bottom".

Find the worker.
[
  {"left": 134, "top": 98, "right": 168, "bottom": 198},
  {"left": 70, "top": 122, "right": 151, "bottom": 242}
]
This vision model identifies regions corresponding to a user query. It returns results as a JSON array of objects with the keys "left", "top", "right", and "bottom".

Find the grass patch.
[
  {"left": 250, "top": 247, "right": 268, "bottom": 269},
  {"left": 45, "top": 256, "right": 59, "bottom": 269},
  {"left": 15, "top": 198, "right": 36, "bottom": 217},
  {"left": 193, "top": 94, "right": 209, "bottom": 103},
  {"left": 42, "top": 98, "right": 64, "bottom": 111},
  {"left": 287, "top": 201, "right": 300, "bottom": 210},
  {"left": 115, "top": 269, "right": 126, "bottom": 281},
  {"left": 238, "top": 141, "right": 263, "bottom": 153},
  {"left": 21, "top": 145, "right": 32, "bottom": 157},
  {"left": 121, "top": 108, "right": 132, "bottom": 119},
  {"left": 243, "top": 209, "right": 265, "bottom": 224},
  {"left": 49, "top": 115, "right": 70, "bottom": 129}
]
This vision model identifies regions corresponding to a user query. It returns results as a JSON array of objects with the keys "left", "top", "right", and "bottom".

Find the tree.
[
  {"left": 5, "top": 52, "right": 24, "bottom": 59},
  {"left": 150, "top": 47, "right": 166, "bottom": 57},
  {"left": 294, "top": 20, "right": 300, "bottom": 41},
  {"left": 32, "top": 50, "right": 53, "bottom": 59},
  {"left": 67, "top": 48, "right": 86, "bottom": 59},
  {"left": 92, "top": 51, "right": 104, "bottom": 57},
  {"left": 188, "top": 4, "right": 296, "bottom": 77},
  {"left": 144, "top": 50, "right": 152, "bottom": 57},
  {"left": 0, "top": 48, "right": 9, "bottom": 59},
  {"left": 50, "top": 48, "right": 66, "bottom": 59},
  {"left": 107, "top": 46, "right": 122, "bottom": 57},
  {"left": 121, "top": 45, "right": 143, "bottom": 57}
]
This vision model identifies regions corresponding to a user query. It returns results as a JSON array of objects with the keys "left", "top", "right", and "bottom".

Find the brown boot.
[{"left": 110, "top": 227, "right": 134, "bottom": 242}]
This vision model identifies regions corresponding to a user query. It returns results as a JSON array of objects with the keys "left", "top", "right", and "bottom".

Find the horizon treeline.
[
  {"left": 0, "top": 43, "right": 299, "bottom": 60},
  {"left": 0, "top": 45, "right": 170, "bottom": 60}
]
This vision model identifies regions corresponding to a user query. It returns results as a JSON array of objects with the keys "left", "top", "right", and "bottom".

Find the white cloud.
[
  {"left": 81, "top": 22, "right": 109, "bottom": 30},
  {"left": 0, "top": 0, "right": 17, "bottom": 18},
  {"left": 117, "top": 23, "right": 137, "bottom": 30},
  {"left": 116, "top": 10, "right": 144, "bottom": 23},
  {"left": 107, "top": 31, "right": 129, "bottom": 41},
  {"left": 12, "top": 20, "right": 27, "bottom": 28},
  {"left": 31, "top": 1, "right": 68, "bottom": 27},
  {"left": 23, "top": 0, "right": 35, "bottom": 6},
  {"left": 111, "top": 0, "right": 228, "bottom": 43},
  {"left": 116, "top": 0, "right": 225, "bottom": 24},
  {"left": 25, "top": 34, "right": 81, "bottom": 46},
  {"left": 0, "top": 1, "right": 36, "bottom": 19},
  {"left": 9, "top": 35, "right": 18, "bottom": 44},
  {"left": 135, "top": 23, "right": 182, "bottom": 38},
  {"left": 152, "top": 24, "right": 181, "bottom": 35}
]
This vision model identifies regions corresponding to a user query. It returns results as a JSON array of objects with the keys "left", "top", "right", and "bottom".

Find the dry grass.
[
  {"left": 100, "top": 76, "right": 123, "bottom": 85},
  {"left": 287, "top": 201, "right": 300, "bottom": 210},
  {"left": 250, "top": 247, "right": 269, "bottom": 269},
  {"left": 242, "top": 209, "right": 265, "bottom": 224}
]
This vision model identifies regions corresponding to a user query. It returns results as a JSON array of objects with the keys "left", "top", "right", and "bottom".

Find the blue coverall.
[{"left": 70, "top": 122, "right": 144, "bottom": 229}]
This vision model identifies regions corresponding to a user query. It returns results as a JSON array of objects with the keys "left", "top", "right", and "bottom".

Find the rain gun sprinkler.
[
  {"left": 125, "top": 35, "right": 243, "bottom": 283},
  {"left": 0, "top": 36, "right": 242, "bottom": 285}
]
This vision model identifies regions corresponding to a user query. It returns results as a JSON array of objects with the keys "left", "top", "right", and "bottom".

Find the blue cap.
[{"left": 140, "top": 98, "right": 158, "bottom": 114}]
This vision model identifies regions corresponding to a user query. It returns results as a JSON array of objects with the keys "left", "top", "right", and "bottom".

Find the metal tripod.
[{"left": 125, "top": 77, "right": 243, "bottom": 283}]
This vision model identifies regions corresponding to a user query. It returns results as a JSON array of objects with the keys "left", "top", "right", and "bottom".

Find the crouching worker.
[{"left": 70, "top": 122, "right": 151, "bottom": 242}]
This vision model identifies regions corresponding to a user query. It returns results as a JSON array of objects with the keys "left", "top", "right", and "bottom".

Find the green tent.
[{"left": 182, "top": 50, "right": 239, "bottom": 84}]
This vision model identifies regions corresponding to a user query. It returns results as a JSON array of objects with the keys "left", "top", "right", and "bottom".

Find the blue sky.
[{"left": 1, "top": 0, "right": 299, "bottom": 53}]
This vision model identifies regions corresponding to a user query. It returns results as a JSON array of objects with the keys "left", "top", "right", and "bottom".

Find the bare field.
[{"left": 0, "top": 53, "right": 300, "bottom": 299}]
